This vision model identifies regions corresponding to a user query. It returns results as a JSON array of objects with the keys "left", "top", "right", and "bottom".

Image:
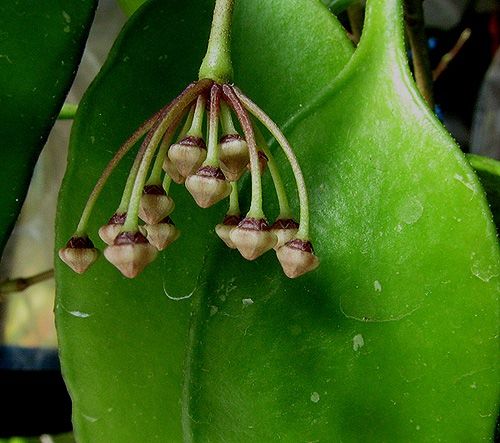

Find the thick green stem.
[
  {"left": 186, "top": 95, "right": 206, "bottom": 138},
  {"left": 198, "top": 0, "right": 234, "bottom": 83},
  {"left": 234, "top": 87, "right": 310, "bottom": 239}
]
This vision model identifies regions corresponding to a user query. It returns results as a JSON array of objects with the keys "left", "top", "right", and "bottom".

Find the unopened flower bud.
[
  {"left": 98, "top": 212, "right": 127, "bottom": 245},
  {"left": 58, "top": 236, "right": 99, "bottom": 274},
  {"left": 215, "top": 214, "right": 242, "bottom": 249},
  {"left": 139, "top": 185, "right": 175, "bottom": 225},
  {"left": 271, "top": 218, "right": 299, "bottom": 250},
  {"left": 168, "top": 136, "right": 207, "bottom": 178},
  {"left": 163, "top": 156, "right": 185, "bottom": 184},
  {"left": 276, "top": 239, "right": 319, "bottom": 278},
  {"left": 247, "top": 150, "right": 268, "bottom": 174},
  {"left": 219, "top": 134, "right": 249, "bottom": 182},
  {"left": 229, "top": 217, "right": 277, "bottom": 260},
  {"left": 185, "top": 166, "right": 231, "bottom": 208},
  {"left": 103, "top": 231, "right": 157, "bottom": 278},
  {"left": 144, "top": 217, "right": 180, "bottom": 251}
]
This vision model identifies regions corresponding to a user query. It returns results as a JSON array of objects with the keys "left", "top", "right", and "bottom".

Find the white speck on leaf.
[
  {"left": 69, "top": 310, "right": 91, "bottom": 318},
  {"left": 374, "top": 280, "right": 382, "bottom": 292},
  {"left": 310, "top": 392, "right": 320, "bottom": 403},
  {"left": 242, "top": 298, "right": 254, "bottom": 306},
  {"left": 353, "top": 334, "right": 365, "bottom": 351}
]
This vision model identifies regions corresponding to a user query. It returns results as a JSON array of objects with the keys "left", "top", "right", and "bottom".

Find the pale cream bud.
[
  {"left": 270, "top": 218, "right": 299, "bottom": 250},
  {"left": 139, "top": 185, "right": 175, "bottom": 225},
  {"left": 185, "top": 166, "right": 232, "bottom": 208},
  {"left": 162, "top": 156, "right": 185, "bottom": 184},
  {"left": 103, "top": 231, "right": 157, "bottom": 278},
  {"left": 219, "top": 134, "right": 249, "bottom": 182},
  {"left": 229, "top": 217, "right": 277, "bottom": 260},
  {"left": 168, "top": 136, "right": 207, "bottom": 178},
  {"left": 276, "top": 239, "right": 320, "bottom": 278},
  {"left": 58, "top": 236, "right": 99, "bottom": 274},
  {"left": 98, "top": 212, "right": 127, "bottom": 245},
  {"left": 215, "top": 214, "right": 242, "bottom": 249},
  {"left": 144, "top": 217, "right": 180, "bottom": 251}
]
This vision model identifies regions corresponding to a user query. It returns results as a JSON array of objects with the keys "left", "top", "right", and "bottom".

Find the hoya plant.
[{"left": 1, "top": 0, "right": 498, "bottom": 441}]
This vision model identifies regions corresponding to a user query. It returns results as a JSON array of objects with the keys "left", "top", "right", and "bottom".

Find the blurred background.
[{"left": 0, "top": 0, "right": 498, "bottom": 439}]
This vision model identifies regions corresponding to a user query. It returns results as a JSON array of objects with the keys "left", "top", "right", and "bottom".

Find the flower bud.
[
  {"left": 219, "top": 134, "right": 249, "bottom": 182},
  {"left": 103, "top": 231, "right": 157, "bottom": 278},
  {"left": 139, "top": 185, "right": 175, "bottom": 225},
  {"left": 98, "top": 212, "right": 127, "bottom": 245},
  {"left": 215, "top": 214, "right": 242, "bottom": 249},
  {"left": 271, "top": 218, "right": 299, "bottom": 250},
  {"left": 162, "top": 156, "right": 185, "bottom": 184},
  {"left": 58, "top": 236, "right": 99, "bottom": 274},
  {"left": 143, "top": 217, "right": 180, "bottom": 251},
  {"left": 276, "top": 239, "right": 320, "bottom": 278},
  {"left": 185, "top": 166, "right": 232, "bottom": 208},
  {"left": 168, "top": 136, "right": 207, "bottom": 178},
  {"left": 246, "top": 150, "right": 268, "bottom": 174},
  {"left": 229, "top": 217, "right": 277, "bottom": 260}
]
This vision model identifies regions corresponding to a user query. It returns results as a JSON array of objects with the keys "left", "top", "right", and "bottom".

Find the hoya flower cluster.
[{"left": 59, "top": 79, "right": 319, "bottom": 279}]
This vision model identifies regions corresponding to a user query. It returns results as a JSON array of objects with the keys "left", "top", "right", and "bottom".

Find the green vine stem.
[{"left": 198, "top": 0, "right": 234, "bottom": 83}]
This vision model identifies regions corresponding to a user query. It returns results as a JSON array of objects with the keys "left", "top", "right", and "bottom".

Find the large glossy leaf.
[
  {"left": 0, "top": 0, "right": 97, "bottom": 255},
  {"left": 57, "top": 0, "right": 499, "bottom": 441},
  {"left": 55, "top": 1, "right": 353, "bottom": 441}
]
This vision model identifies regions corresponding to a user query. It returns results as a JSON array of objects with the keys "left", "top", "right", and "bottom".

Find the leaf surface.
[{"left": 0, "top": 1, "right": 97, "bottom": 254}]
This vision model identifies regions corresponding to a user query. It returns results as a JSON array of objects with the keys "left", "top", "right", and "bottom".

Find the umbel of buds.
[{"left": 59, "top": 0, "right": 319, "bottom": 280}]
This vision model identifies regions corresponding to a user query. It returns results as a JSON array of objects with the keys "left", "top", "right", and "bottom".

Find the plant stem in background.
[
  {"left": 404, "top": 0, "right": 434, "bottom": 108},
  {"left": 433, "top": 28, "right": 471, "bottom": 80},
  {"left": 0, "top": 269, "right": 54, "bottom": 299},
  {"left": 198, "top": 0, "right": 234, "bottom": 83},
  {"left": 347, "top": 3, "right": 364, "bottom": 44}
]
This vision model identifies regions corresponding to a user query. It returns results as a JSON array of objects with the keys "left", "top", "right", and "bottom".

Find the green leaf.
[
  {"left": 0, "top": 1, "right": 97, "bottom": 255},
  {"left": 55, "top": 1, "right": 353, "bottom": 441},
  {"left": 468, "top": 153, "right": 500, "bottom": 231},
  {"left": 115, "top": 0, "right": 146, "bottom": 17},
  {"left": 56, "top": 0, "right": 499, "bottom": 441}
]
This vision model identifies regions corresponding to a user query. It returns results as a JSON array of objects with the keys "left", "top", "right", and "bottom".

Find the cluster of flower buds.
[{"left": 59, "top": 79, "right": 319, "bottom": 279}]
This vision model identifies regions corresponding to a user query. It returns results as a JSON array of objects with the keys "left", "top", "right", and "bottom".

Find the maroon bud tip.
[
  {"left": 114, "top": 231, "right": 149, "bottom": 245},
  {"left": 143, "top": 184, "right": 165, "bottom": 195},
  {"left": 285, "top": 239, "right": 314, "bottom": 253},
  {"left": 237, "top": 217, "right": 270, "bottom": 231},
  {"left": 223, "top": 214, "right": 242, "bottom": 226},
  {"left": 66, "top": 236, "right": 94, "bottom": 249},
  {"left": 258, "top": 151, "right": 269, "bottom": 162},
  {"left": 178, "top": 135, "right": 206, "bottom": 149},
  {"left": 108, "top": 212, "right": 127, "bottom": 225},
  {"left": 271, "top": 218, "right": 299, "bottom": 230},
  {"left": 220, "top": 133, "right": 244, "bottom": 144},
  {"left": 196, "top": 166, "right": 226, "bottom": 180}
]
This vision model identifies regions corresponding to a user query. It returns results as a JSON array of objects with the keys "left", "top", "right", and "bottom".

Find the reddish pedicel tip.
[
  {"left": 223, "top": 214, "right": 242, "bottom": 226},
  {"left": 237, "top": 217, "right": 270, "bottom": 231},
  {"left": 285, "top": 238, "right": 314, "bottom": 253},
  {"left": 108, "top": 212, "right": 127, "bottom": 225},
  {"left": 143, "top": 184, "right": 165, "bottom": 195},
  {"left": 66, "top": 236, "right": 94, "bottom": 249},
  {"left": 196, "top": 165, "right": 226, "bottom": 180},
  {"left": 178, "top": 135, "right": 206, "bottom": 149},
  {"left": 113, "top": 231, "right": 149, "bottom": 245},
  {"left": 271, "top": 219, "right": 299, "bottom": 230}
]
